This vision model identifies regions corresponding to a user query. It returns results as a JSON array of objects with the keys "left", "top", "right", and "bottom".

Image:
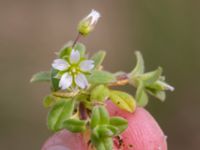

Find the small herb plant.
[{"left": 31, "top": 10, "right": 174, "bottom": 150}]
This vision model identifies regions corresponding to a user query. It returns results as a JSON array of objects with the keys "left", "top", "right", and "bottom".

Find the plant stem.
[
  {"left": 109, "top": 73, "right": 129, "bottom": 86},
  {"left": 72, "top": 32, "right": 81, "bottom": 48},
  {"left": 52, "top": 91, "right": 79, "bottom": 98},
  {"left": 52, "top": 74, "right": 130, "bottom": 98},
  {"left": 79, "top": 102, "right": 87, "bottom": 120}
]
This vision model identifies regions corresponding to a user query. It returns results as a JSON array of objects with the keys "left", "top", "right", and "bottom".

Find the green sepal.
[
  {"left": 136, "top": 82, "right": 149, "bottom": 107},
  {"left": 109, "top": 90, "right": 136, "bottom": 112},
  {"left": 43, "top": 95, "right": 58, "bottom": 108},
  {"left": 147, "top": 89, "right": 166, "bottom": 101},
  {"left": 91, "top": 106, "right": 110, "bottom": 129},
  {"left": 146, "top": 81, "right": 165, "bottom": 91},
  {"left": 50, "top": 68, "right": 60, "bottom": 91},
  {"left": 88, "top": 70, "right": 116, "bottom": 85},
  {"left": 139, "top": 67, "right": 162, "bottom": 85},
  {"left": 90, "top": 85, "right": 110, "bottom": 102},
  {"left": 30, "top": 71, "right": 51, "bottom": 83},
  {"left": 47, "top": 98, "right": 75, "bottom": 131},
  {"left": 91, "top": 51, "right": 106, "bottom": 69},
  {"left": 109, "top": 117, "right": 128, "bottom": 134},
  {"left": 63, "top": 119, "right": 86, "bottom": 132},
  {"left": 78, "top": 21, "right": 91, "bottom": 36}
]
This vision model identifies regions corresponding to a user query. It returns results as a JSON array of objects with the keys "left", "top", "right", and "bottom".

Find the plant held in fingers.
[{"left": 31, "top": 9, "right": 174, "bottom": 150}]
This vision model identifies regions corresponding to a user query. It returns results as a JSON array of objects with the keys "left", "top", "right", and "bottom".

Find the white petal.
[
  {"left": 80, "top": 60, "right": 94, "bottom": 71},
  {"left": 87, "top": 9, "right": 101, "bottom": 24},
  {"left": 59, "top": 73, "right": 72, "bottom": 90},
  {"left": 75, "top": 73, "right": 88, "bottom": 89},
  {"left": 52, "top": 59, "right": 69, "bottom": 71},
  {"left": 70, "top": 49, "right": 80, "bottom": 64}
]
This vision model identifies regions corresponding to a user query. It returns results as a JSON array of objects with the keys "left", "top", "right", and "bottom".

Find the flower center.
[
  {"left": 69, "top": 65, "right": 80, "bottom": 75},
  {"left": 71, "top": 68, "right": 76, "bottom": 73}
]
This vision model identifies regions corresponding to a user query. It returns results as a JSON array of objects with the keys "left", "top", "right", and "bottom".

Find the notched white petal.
[
  {"left": 59, "top": 73, "right": 72, "bottom": 90},
  {"left": 80, "top": 60, "right": 94, "bottom": 71},
  {"left": 52, "top": 59, "right": 69, "bottom": 71},
  {"left": 70, "top": 49, "right": 80, "bottom": 64},
  {"left": 75, "top": 73, "right": 89, "bottom": 89}
]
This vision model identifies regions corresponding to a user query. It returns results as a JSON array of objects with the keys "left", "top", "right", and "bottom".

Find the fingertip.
[{"left": 107, "top": 101, "right": 168, "bottom": 150}]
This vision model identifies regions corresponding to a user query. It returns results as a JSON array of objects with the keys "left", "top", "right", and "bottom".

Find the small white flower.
[
  {"left": 52, "top": 49, "right": 94, "bottom": 90},
  {"left": 84, "top": 9, "right": 101, "bottom": 25},
  {"left": 78, "top": 9, "right": 101, "bottom": 35}
]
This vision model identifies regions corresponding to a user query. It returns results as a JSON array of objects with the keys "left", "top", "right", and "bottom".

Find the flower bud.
[{"left": 78, "top": 9, "right": 101, "bottom": 36}]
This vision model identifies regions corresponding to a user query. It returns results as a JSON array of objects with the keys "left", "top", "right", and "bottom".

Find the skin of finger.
[
  {"left": 42, "top": 102, "right": 167, "bottom": 150},
  {"left": 41, "top": 130, "right": 87, "bottom": 150},
  {"left": 107, "top": 101, "right": 168, "bottom": 150}
]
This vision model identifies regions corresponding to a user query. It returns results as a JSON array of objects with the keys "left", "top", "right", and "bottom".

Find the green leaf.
[
  {"left": 43, "top": 95, "right": 57, "bottom": 108},
  {"left": 91, "top": 106, "right": 110, "bottom": 129},
  {"left": 140, "top": 67, "right": 162, "bottom": 85},
  {"left": 95, "top": 137, "right": 113, "bottom": 150},
  {"left": 93, "top": 125, "right": 115, "bottom": 138},
  {"left": 74, "top": 42, "right": 86, "bottom": 57},
  {"left": 91, "top": 106, "right": 100, "bottom": 129},
  {"left": 130, "top": 51, "right": 145, "bottom": 76},
  {"left": 88, "top": 70, "right": 116, "bottom": 85},
  {"left": 90, "top": 85, "right": 110, "bottom": 102},
  {"left": 51, "top": 69, "right": 60, "bottom": 91},
  {"left": 91, "top": 51, "right": 106, "bottom": 69},
  {"left": 136, "top": 82, "right": 149, "bottom": 107},
  {"left": 91, "top": 128, "right": 113, "bottom": 150},
  {"left": 104, "top": 125, "right": 119, "bottom": 136},
  {"left": 109, "top": 90, "right": 136, "bottom": 112},
  {"left": 47, "top": 99, "right": 75, "bottom": 131},
  {"left": 98, "top": 106, "right": 110, "bottom": 124},
  {"left": 92, "top": 124, "right": 119, "bottom": 139},
  {"left": 109, "top": 117, "right": 128, "bottom": 133},
  {"left": 63, "top": 119, "right": 86, "bottom": 132},
  {"left": 58, "top": 41, "right": 73, "bottom": 58},
  {"left": 30, "top": 71, "right": 50, "bottom": 83},
  {"left": 58, "top": 41, "right": 86, "bottom": 58}
]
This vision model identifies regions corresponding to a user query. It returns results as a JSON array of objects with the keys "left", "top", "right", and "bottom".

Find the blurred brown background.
[{"left": 0, "top": 0, "right": 200, "bottom": 150}]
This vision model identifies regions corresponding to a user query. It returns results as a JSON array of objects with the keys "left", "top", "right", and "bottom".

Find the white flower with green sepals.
[{"left": 52, "top": 49, "right": 94, "bottom": 90}]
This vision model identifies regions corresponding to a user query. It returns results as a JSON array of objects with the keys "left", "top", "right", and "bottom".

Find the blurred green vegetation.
[{"left": 0, "top": 0, "right": 199, "bottom": 150}]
